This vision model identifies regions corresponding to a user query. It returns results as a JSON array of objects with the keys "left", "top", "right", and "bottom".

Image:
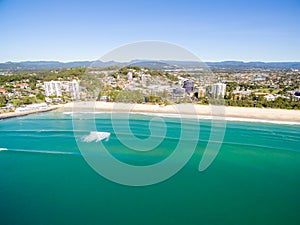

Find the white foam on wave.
[
  {"left": 222, "top": 116, "right": 300, "bottom": 125},
  {"left": 133, "top": 112, "right": 300, "bottom": 125},
  {"left": 64, "top": 111, "right": 300, "bottom": 125},
  {"left": 82, "top": 131, "right": 111, "bottom": 143},
  {"left": 0, "top": 148, "right": 8, "bottom": 151},
  {"left": 64, "top": 112, "right": 109, "bottom": 115}
]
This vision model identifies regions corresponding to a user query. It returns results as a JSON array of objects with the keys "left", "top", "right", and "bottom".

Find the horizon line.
[{"left": 1, "top": 59, "right": 300, "bottom": 64}]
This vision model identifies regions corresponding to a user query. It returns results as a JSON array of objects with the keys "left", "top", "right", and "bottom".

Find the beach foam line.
[
  {"left": 63, "top": 112, "right": 73, "bottom": 115},
  {"left": 65, "top": 110, "right": 300, "bottom": 125},
  {"left": 223, "top": 116, "right": 300, "bottom": 125},
  {"left": 132, "top": 112, "right": 300, "bottom": 125},
  {"left": 64, "top": 112, "right": 109, "bottom": 115}
]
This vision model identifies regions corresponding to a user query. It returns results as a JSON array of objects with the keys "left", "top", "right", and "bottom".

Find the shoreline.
[
  {"left": 0, "top": 105, "right": 63, "bottom": 120},
  {"left": 0, "top": 102, "right": 299, "bottom": 123},
  {"left": 61, "top": 102, "right": 300, "bottom": 123}
]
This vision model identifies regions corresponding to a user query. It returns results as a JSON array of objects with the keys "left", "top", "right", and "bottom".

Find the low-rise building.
[
  {"left": 264, "top": 94, "right": 276, "bottom": 101},
  {"left": 0, "top": 88, "right": 7, "bottom": 94},
  {"left": 198, "top": 87, "right": 206, "bottom": 98}
]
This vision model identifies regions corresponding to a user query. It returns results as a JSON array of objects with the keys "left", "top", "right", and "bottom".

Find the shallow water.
[{"left": 0, "top": 112, "right": 299, "bottom": 225}]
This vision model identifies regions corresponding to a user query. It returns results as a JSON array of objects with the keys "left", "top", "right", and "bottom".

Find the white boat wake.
[
  {"left": 82, "top": 131, "right": 111, "bottom": 143},
  {"left": 0, "top": 148, "right": 77, "bottom": 155}
]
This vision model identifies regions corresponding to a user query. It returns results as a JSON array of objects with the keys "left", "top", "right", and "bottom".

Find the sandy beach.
[
  {"left": 0, "top": 101, "right": 299, "bottom": 122},
  {"left": 61, "top": 102, "right": 300, "bottom": 123}
]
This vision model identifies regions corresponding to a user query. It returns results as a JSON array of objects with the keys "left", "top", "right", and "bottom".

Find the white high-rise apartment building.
[
  {"left": 68, "top": 80, "right": 80, "bottom": 100},
  {"left": 44, "top": 80, "right": 80, "bottom": 100},
  {"left": 44, "top": 81, "right": 62, "bottom": 97},
  {"left": 211, "top": 83, "right": 226, "bottom": 98}
]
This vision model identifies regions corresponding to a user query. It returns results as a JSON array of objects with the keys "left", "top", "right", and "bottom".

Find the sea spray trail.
[{"left": 0, "top": 148, "right": 79, "bottom": 155}]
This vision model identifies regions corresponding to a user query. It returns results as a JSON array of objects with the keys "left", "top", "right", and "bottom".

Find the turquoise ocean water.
[{"left": 0, "top": 111, "right": 299, "bottom": 225}]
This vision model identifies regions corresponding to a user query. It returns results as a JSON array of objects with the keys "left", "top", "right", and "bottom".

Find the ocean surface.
[{"left": 0, "top": 111, "right": 299, "bottom": 225}]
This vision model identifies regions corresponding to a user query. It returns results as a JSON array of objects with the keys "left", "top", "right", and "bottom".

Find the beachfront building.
[
  {"left": 15, "top": 103, "right": 48, "bottom": 112},
  {"left": 172, "top": 86, "right": 185, "bottom": 102},
  {"left": 69, "top": 80, "right": 80, "bottom": 100},
  {"left": 232, "top": 90, "right": 251, "bottom": 100},
  {"left": 44, "top": 80, "right": 80, "bottom": 100},
  {"left": 198, "top": 87, "right": 206, "bottom": 98},
  {"left": 44, "top": 81, "right": 62, "bottom": 97},
  {"left": 264, "top": 94, "right": 276, "bottom": 101},
  {"left": 183, "top": 80, "right": 194, "bottom": 93},
  {"left": 211, "top": 83, "right": 226, "bottom": 99},
  {"left": 62, "top": 80, "right": 80, "bottom": 100}
]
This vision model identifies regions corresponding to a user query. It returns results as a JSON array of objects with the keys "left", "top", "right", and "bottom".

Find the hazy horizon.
[{"left": 1, "top": 59, "right": 300, "bottom": 64}]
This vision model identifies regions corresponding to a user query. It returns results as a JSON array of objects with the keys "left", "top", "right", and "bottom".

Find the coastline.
[
  {"left": 61, "top": 102, "right": 300, "bottom": 123},
  {"left": 0, "top": 105, "right": 63, "bottom": 120},
  {"left": 1, "top": 102, "right": 299, "bottom": 123}
]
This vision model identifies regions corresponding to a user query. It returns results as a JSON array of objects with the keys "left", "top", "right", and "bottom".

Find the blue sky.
[{"left": 0, "top": 0, "right": 299, "bottom": 62}]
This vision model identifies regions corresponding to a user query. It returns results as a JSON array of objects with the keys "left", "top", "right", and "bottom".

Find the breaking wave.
[{"left": 81, "top": 131, "right": 111, "bottom": 143}]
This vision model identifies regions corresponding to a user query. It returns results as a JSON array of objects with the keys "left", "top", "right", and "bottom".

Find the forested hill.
[{"left": 1, "top": 60, "right": 300, "bottom": 70}]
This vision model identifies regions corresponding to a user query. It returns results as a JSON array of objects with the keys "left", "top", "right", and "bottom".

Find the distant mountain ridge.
[
  {"left": 0, "top": 60, "right": 300, "bottom": 70},
  {"left": 0, "top": 61, "right": 93, "bottom": 70},
  {"left": 206, "top": 61, "right": 300, "bottom": 69}
]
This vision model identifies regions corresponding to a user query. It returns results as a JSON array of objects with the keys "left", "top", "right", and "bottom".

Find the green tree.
[
  {"left": 115, "top": 90, "right": 144, "bottom": 103},
  {"left": 0, "top": 94, "right": 6, "bottom": 107},
  {"left": 22, "top": 97, "right": 35, "bottom": 105},
  {"left": 9, "top": 99, "right": 22, "bottom": 107},
  {"left": 36, "top": 93, "right": 45, "bottom": 101}
]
